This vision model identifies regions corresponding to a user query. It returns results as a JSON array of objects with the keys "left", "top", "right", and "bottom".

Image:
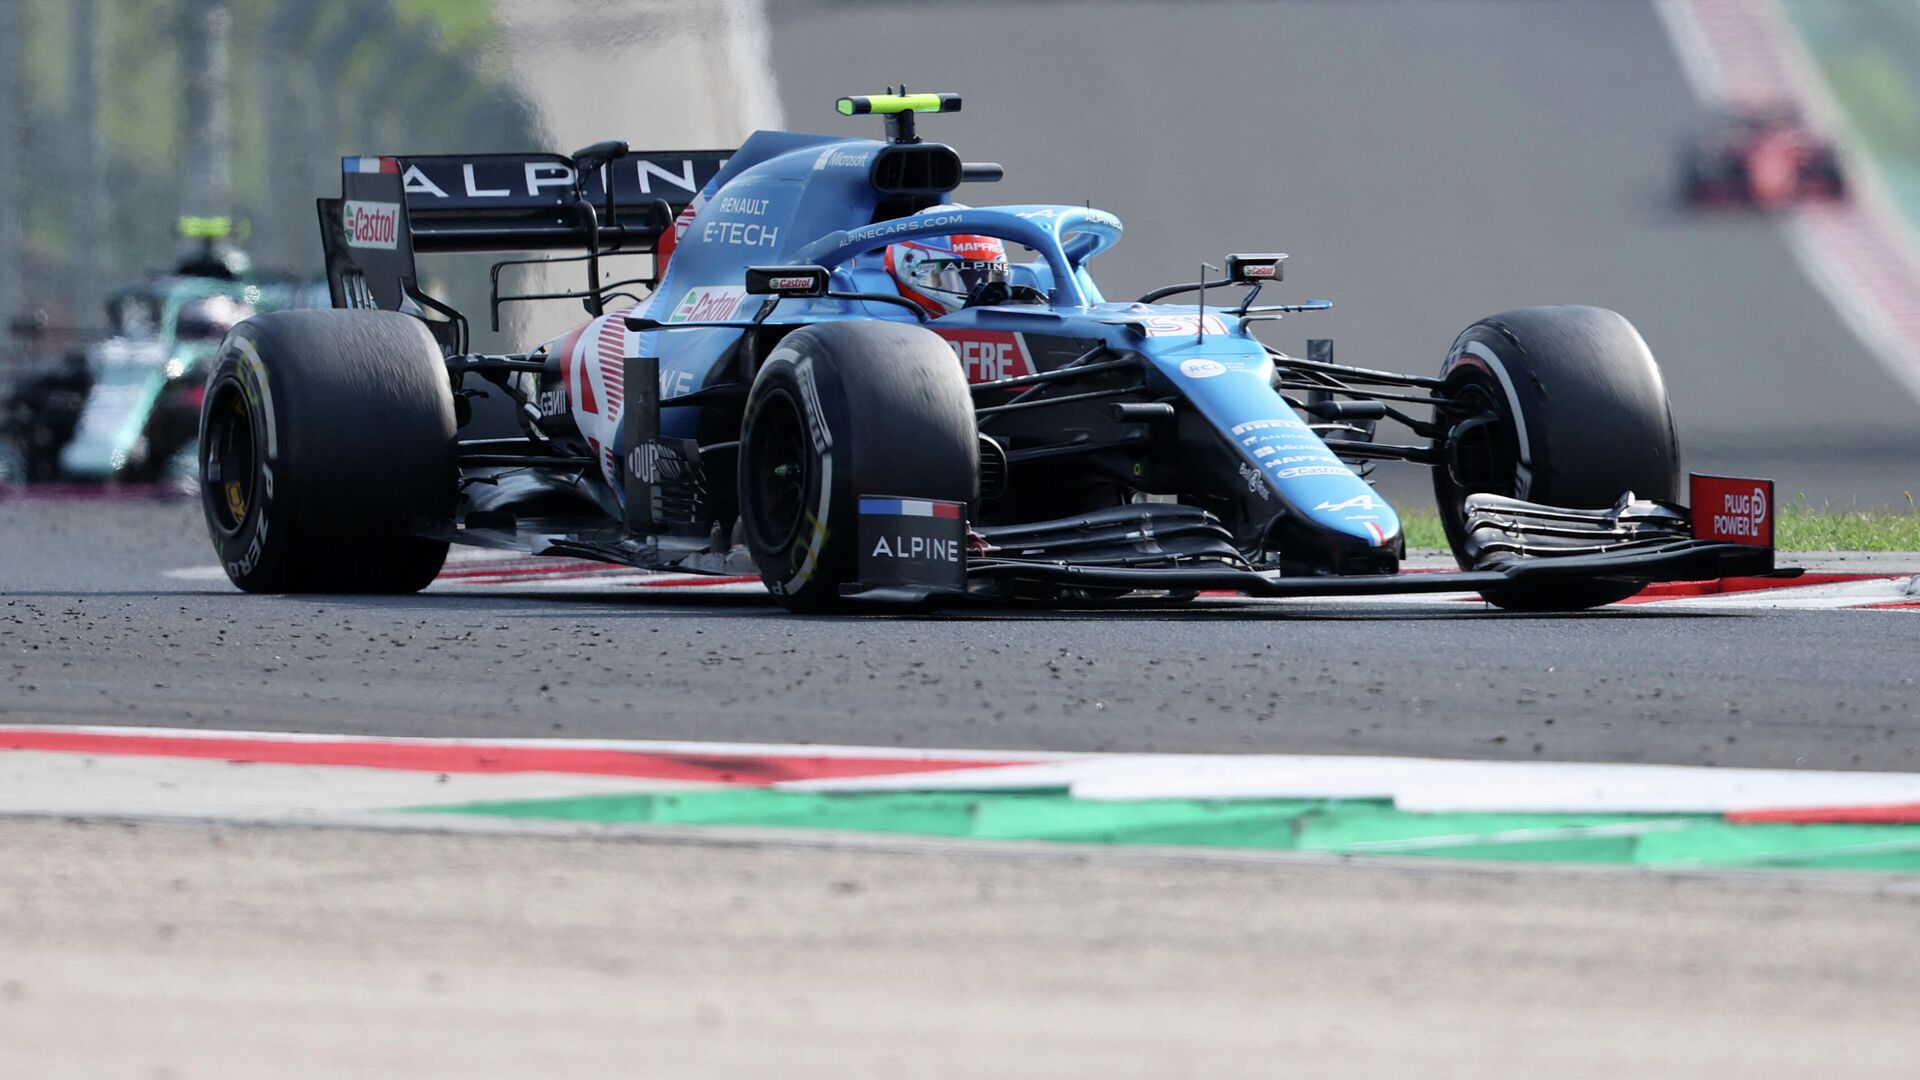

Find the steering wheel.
[{"left": 964, "top": 280, "right": 1048, "bottom": 309}]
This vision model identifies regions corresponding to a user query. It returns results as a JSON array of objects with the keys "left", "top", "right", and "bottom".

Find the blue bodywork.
[{"left": 626, "top": 130, "right": 1401, "bottom": 558}]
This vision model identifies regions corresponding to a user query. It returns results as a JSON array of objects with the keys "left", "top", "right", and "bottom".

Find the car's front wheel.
[
  {"left": 738, "top": 321, "right": 977, "bottom": 612},
  {"left": 1432, "top": 305, "right": 1680, "bottom": 611}
]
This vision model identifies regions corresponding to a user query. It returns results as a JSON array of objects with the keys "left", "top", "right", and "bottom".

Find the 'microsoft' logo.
[{"left": 343, "top": 200, "right": 399, "bottom": 250}]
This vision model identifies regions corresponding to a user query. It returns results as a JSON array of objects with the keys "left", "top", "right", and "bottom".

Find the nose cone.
[
  {"left": 1273, "top": 489, "right": 1403, "bottom": 573},
  {"left": 1297, "top": 484, "right": 1401, "bottom": 548},
  {"left": 1333, "top": 503, "right": 1401, "bottom": 551}
]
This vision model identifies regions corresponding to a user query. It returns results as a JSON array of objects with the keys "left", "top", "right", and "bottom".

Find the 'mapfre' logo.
[
  {"left": 937, "top": 330, "right": 1033, "bottom": 384},
  {"left": 343, "top": 200, "right": 399, "bottom": 250}
]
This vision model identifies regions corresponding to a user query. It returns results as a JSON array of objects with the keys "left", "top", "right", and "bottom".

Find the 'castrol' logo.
[
  {"left": 668, "top": 286, "right": 749, "bottom": 323},
  {"left": 343, "top": 200, "right": 399, "bottom": 250}
]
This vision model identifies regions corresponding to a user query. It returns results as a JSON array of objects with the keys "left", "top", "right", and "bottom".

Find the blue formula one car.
[{"left": 196, "top": 92, "right": 1777, "bottom": 610}]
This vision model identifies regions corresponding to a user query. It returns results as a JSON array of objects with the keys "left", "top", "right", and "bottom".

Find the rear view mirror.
[
  {"left": 1226, "top": 253, "right": 1287, "bottom": 284},
  {"left": 569, "top": 140, "right": 629, "bottom": 174}
]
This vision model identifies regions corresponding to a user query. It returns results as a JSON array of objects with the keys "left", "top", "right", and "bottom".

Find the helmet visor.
[{"left": 909, "top": 257, "right": 1007, "bottom": 300}]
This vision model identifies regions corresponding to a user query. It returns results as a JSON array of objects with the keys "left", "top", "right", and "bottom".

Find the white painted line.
[
  {"left": 12, "top": 725, "right": 1920, "bottom": 819},
  {"left": 1627, "top": 575, "right": 1913, "bottom": 610},
  {"left": 0, "top": 753, "right": 714, "bottom": 821},
  {"left": 1391, "top": 761, "right": 1920, "bottom": 815},
  {"left": 785, "top": 748, "right": 1920, "bottom": 815}
]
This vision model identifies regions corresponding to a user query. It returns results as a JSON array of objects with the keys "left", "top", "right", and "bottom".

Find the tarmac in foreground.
[{"left": 3, "top": 817, "right": 1918, "bottom": 1080}]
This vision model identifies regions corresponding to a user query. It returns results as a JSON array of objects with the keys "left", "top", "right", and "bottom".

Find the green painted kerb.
[{"left": 400, "top": 789, "right": 1920, "bottom": 871}]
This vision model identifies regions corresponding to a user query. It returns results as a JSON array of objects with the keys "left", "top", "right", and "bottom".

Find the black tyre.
[
  {"left": 199, "top": 309, "right": 456, "bottom": 593},
  {"left": 1432, "top": 305, "right": 1680, "bottom": 611},
  {"left": 738, "top": 321, "right": 977, "bottom": 612}
]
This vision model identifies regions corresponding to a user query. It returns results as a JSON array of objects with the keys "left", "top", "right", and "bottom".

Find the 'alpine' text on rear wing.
[{"left": 317, "top": 148, "right": 731, "bottom": 326}]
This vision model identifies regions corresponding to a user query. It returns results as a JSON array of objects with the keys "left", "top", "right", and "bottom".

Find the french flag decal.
[
  {"left": 342, "top": 156, "right": 400, "bottom": 175},
  {"left": 859, "top": 497, "right": 964, "bottom": 520}
]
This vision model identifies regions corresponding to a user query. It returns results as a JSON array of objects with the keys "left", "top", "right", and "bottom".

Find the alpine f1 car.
[
  {"left": 1681, "top": 103, "right": 1846, "bottom": 209},
  {"left": 4, "top": 218, "right": 322, "bottom": 485},
  {"left": 197, "top": 92, "right": 1777, "bottom": 611}
]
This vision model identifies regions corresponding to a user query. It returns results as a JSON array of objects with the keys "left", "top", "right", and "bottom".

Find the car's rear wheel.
[
  {"left": 1432, "top": 305, "right": 1680, "bottom": 611},
  {"left": 738, "top": 321, "right": 977, "bottom": 612},
  {"left": 199, "top": 309, "right": 456, "bottom": 593}
]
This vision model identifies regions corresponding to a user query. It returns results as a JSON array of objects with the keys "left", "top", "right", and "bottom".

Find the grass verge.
[{"left": 1400, "top": 502, "right": 1920, "bottom": 553}]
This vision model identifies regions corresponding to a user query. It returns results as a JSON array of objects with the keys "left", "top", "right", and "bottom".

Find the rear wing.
[{"left": 317, "top": 148, "right": 730, "bottom": 340}]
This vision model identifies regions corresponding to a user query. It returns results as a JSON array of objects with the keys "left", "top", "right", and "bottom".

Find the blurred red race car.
[{"left": 1681, "top": 104, "right": 1846, "bottom": 209}]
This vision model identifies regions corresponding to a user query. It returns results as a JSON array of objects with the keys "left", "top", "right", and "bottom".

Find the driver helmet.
[
  {"left": 885, "top": 206, "right": 1008, "bottom": 317},
  {"left": 171, "top": 238, "right": 251, "bottom": 280}
]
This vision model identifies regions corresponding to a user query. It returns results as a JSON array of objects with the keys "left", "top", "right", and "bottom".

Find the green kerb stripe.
[{"left": 401, "top": 789, "right": 1920, "bottom": 872}]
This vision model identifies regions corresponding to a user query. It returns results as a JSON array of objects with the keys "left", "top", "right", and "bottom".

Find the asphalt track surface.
[
  {"left": 770, "top": 0, "right": 1920, "bottom": 506},
  {"left": 5, "top": 499, "right": 1917, "bottom": 773}
]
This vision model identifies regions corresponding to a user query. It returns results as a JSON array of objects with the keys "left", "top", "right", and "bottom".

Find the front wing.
[
  {"left": 961, "top": 477, "right": 1780, "bottom": 602},
  {"left": 969, "top": 538, "right": 1777, "bottom": 600}
]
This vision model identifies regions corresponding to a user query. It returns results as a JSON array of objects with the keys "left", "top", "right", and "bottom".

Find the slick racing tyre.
[
  {"left": 1433, "top": 305, "right": 1680, "bottom": 612},
  {"left": 199, "top": 310, "right": 456, "bottom": 593},
  {"left": 739, "top": 321, "right": 977, "bottom": 613}
]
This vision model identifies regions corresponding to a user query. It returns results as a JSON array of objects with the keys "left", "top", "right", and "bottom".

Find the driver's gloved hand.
[{"left": 965, "top": 281, "right": 1010, "bottom": 308}]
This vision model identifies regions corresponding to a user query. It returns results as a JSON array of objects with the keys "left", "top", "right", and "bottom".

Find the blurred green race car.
[{"left": 2, "top": 218, "right": 323, "bottom": 485}]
